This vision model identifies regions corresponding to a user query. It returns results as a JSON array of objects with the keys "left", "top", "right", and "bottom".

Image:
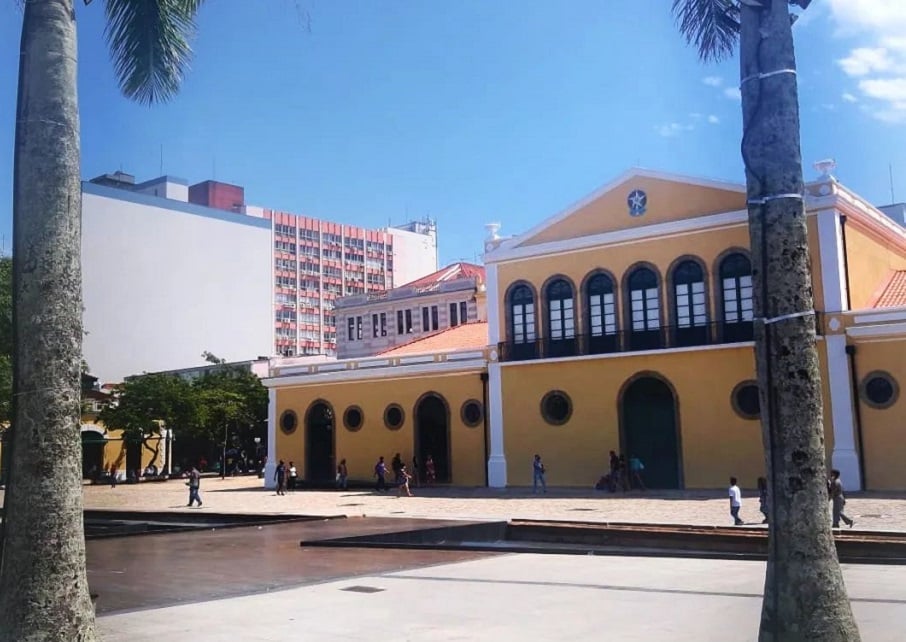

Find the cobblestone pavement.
[{"left": 4, "top": 476, "right": 904, "bottom": 531}]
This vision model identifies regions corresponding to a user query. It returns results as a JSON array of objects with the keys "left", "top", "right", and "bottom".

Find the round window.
[
  {"left": 279, "top": 410, "right": 298, "bottom": 435},
  {"left": 343, "top": 406, "right": 364, "bottom": 431},
  {"left": 540, "top": 390, "right": 572, "bottom": 426},
  {"left": 461, "top": 400, "right": 483, "bottom": 427},
  {"left": 860, "top": 371, "right": 899, "bottom": 409},
  {"left": 731, "top": 381, "right": 761, "bottom": 420},
  {"left": 384, "top": 403, "right": 405, "bottom": 430}
]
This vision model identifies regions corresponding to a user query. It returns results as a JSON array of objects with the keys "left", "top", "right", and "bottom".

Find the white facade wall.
[
  {"left": 82, "top": 183, "right": 273, "bottom": 383},
  {"left": 388, "top": 227, "right": 438, "bottom": 287}
]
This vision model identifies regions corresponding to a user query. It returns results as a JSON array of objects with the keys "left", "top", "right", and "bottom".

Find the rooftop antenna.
[{"left": 890, "top": 163, "right": 896, "bottom": 203}]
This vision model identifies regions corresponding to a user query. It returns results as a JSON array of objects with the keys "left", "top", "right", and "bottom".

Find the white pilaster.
[
  {"left": 485, "top": 262, "right": 501, "bottom": 345},
  {"left": 816, "top": 209, "right": 849, "bottom": 313},
  {"left": 486, "top": 361, "right": 507, "bottom": 487},
  {"left": 824, "top": 334, "right": 862, "bottom": 491},
  {"left": 264, "top": 388, "right": 277, "bottom": 489}
]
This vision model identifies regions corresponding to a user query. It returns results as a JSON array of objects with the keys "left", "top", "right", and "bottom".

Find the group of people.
[
  {"left": 373, "top": 453, "right": 437, "bottom": 496},
  {"left": 593, "top": 451, "right": 646, "bottom": 492},
  {"left": 728, "top": 469, "right": 855, "bottom": 528}
]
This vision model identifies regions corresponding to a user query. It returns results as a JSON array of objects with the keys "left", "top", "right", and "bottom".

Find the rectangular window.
[
  {"left": 589, "top": 293, "right": 616, "bottom": 336},
  {"left": 431, "top": 306, "right": 439, "bottom": 331},
  {"left": 405, "top": 309, "right": 413, "bottom": 333},
  {"left": 397, "top": 310, "right": 404, "bottom": 335},
  {"left": 347, "top": 317, "right": 355, "bottom": 341},
  {"left": 356, "top": 316, "right": 362, "bottom": 340},
  {"left": 372, "top": 314, "right": 379, "bottom": 338},
  {"left": 422, "top": 306, "right": 430, "bottom": 332},
  {"left": 380, "top": 312, "right": 387, "bottom": 336},
  {"left": 631, "top": 288, "right": 660, "bottom": 331},
  {"left": 460, "top": 301, "right": 468, "bottom": 324},
  {"left": 450, "top": 302, "right": 459, "bottom": 327},
  {"left": 513, "top": 303, "right": 536, "bottom": 344},
  {"left": 676, "top": 282, "right": 707, "bottom": 328}
]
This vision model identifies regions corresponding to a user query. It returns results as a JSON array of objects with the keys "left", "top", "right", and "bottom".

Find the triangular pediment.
[{"left": 511, "top": 168, "right": 747, "bottom": 248}]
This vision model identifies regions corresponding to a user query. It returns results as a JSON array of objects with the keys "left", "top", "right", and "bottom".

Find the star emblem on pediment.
[{"left": 627, "top": 189, "right": 647, "bottom": 217}]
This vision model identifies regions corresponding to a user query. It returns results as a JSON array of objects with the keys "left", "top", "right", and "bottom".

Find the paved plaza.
[
  {"left": 98, "top": 553, "right": 906, "bottom": 642},
  {"left": 16, "top": 475, "right": 906, "bottom": 531}
]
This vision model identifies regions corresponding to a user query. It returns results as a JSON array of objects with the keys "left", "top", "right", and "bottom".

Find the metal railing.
[{"left": 498, "top": 320, "right": 759, "bottom": 362}]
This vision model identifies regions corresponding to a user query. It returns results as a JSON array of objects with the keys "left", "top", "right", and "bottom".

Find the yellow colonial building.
[{"left": 264, "top": 167, "right": 906, "bottom": 491}]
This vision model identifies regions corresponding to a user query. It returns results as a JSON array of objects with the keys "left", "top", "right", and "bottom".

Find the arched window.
[
  {"left": 627, "top": 267, "right": 661, "bottom": 350},
  {"left": 545, "top": 278, "right": 576, "bottom": 357},
  {"left": 720, "top": 253, "right": 754, "bottom": 342},
  {"left": 586, "top": 273, "right": 617, "bottom": 354},
  {"left": 508, "top": 284, "right": 537, "bottom": 360},
  {"left": 672, "top": 260, "right": 708, "bottom": 347}
]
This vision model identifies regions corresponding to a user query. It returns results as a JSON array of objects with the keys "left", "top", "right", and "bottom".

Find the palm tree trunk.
[
  {"left": 0, "top": 1, "right": 97, "bottom": 640},
  {"left": 738, "top": 3, "right": 859, "bottom": 640}
]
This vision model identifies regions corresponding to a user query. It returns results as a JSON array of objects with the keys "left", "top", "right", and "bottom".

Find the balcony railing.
[{"left": 498, "top": 320, "right": 759, "bottom": 362}]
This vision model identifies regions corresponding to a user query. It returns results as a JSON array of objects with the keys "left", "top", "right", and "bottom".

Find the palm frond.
[
  {"left": 672, "top": 0, "right": 740, "bottom": 63},
  {"left": 103, "top": 0, "right": 204, "bottom": 105}
]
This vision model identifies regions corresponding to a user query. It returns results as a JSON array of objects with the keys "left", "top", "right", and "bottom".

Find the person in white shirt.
[{"left": 728, "top": 477, "right": 744, "bottom": 525}]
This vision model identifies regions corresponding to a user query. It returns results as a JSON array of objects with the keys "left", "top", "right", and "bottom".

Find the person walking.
[
  {"left": 532, "top": 454, "right": 547, "bottom": 494},
  {"left": 288, "top": 461, "right": 298, "bottom": 492},
  {"left": 274, "top": 460, "right": 287, "bottom": 496},
  {"left": 829, "top": 469, "right": 855, "bottom": 528},
  {"left": 397, "top": 464, "right": 413, "bottom": 497},
  {"left": 186, "top": 466, "right": 202, "bottom": 508},
  {"left": 629, "top": 455, "right": 646, "bottom": 491},
  {"left": 374, "top": 456, "right": 388, "bottom": 492},
  {"left": 336, "top": 459, "right": 348, "bottom": 490},
  {"left": 757, "top": 476, "right": 769, "bottom": 524},
  {"left": 391, "top": 453, "right": 403, "bottom": 485},
  {"left": 728, "top": 476, "right": 744, "bottom": 525},
  {"left": 425, "top": 455, "right": 436, "bottom": 485}
]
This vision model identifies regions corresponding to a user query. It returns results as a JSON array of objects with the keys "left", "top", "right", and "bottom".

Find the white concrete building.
[{"left": 82, "top": 178, "right": 273, "bottom": 383}]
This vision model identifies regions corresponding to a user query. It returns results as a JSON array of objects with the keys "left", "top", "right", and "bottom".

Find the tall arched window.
[
  {"left": 720, "top": 253, "right": 754, "bottom": 342},
  {"left": 586, "top": 273, "right": 617, "bottom": 354},
  {"left": 627, "top": 267, "right": 662, "bottom": 350},
  {"left": 545, "top": 278, "right": 576, "bottom": 357},
  {"left": 672, "top": 260, "right": 708, "bottom": 347},
  {"left": 508, "top": 284, "right": 537, "bottom": 360}
]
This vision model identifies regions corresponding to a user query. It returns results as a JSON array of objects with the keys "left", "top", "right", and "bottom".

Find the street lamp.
[{"left": 221, "top": 423, "right": 228, "bottom": 480}]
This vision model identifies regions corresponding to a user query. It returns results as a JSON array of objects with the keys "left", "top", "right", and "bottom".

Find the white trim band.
[
  {"left": 747, "top": 193, "right": 803, "bottom": 206},
  {"left": 757, "top": 310, "right": 815, "bottom": 326},
  {"left": 741, "top": 69, "right": 797, "bottom": 86}
]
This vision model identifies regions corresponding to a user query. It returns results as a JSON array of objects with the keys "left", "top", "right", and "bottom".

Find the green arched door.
[{"left": 621, "top": 376, "right": 681, "bottom": 489}]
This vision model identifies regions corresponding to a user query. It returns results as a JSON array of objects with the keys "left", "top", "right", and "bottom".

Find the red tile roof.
[
  {"left": 874, "top": 271, "right": 906, "bottom": 308},
  {"left": 379, "top": 322, "right": 489, "bottom": 356},
  {"left": 400, "top": 262, "right": 485, "bottom": 291}
]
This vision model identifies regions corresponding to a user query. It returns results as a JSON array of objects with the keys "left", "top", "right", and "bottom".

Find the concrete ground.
[
  {"left": 26, "top": 475, "right": 906, "bottom": 531},
  {"left": 98, "top": 554, "right": 906, "bottom": 642}
]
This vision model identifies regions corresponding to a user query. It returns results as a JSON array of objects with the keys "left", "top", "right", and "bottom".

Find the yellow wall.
[
  {"left": 522, "top": 176, "right": 746, "bottom": 245},
  {"left": 806, "top": 215, "right": 825, "bottom": 312},
  {"left": 275, "top": 371, "right": 487, "bottom": 485},
  {"left": 500, "top": 346, "right": 768, "bottom": 488},
  {"left": 844, "top": 222, "right": 906, "bottom": 309},
  {"left": 850, "top": 337, "right": 906, "bottom": 490},
  {"left": 497, "top": 224, "right": 752, "bottom": 341}
]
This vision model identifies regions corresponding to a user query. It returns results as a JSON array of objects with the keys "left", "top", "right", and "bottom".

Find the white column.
[
  {"left": 824, "top": 335, "right": 862, "bottom": 491},
  {"left": 487, "top": 361, "right": 507, "bottom": 487},
  {"left": 817, "top": 209, "right": 849, "bottom": 313},
  {"left": 485, "top": 262, "right": 501, "bottom": 345},
  {"left": 264, "top": 387, "right": 277, "bottom": 489}
]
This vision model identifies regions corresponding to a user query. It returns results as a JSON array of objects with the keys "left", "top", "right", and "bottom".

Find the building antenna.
[{"left": 890, "top": 163, "right": 896, "bottom": 203}]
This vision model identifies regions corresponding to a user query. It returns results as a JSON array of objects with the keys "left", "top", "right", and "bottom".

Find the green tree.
[
  {"left": 0, "top": 2, "right": 205, "bottom": 639},
  {"left": 672, "top": 1, "right": 859, "bottom": 640},
  {"left": 98, "top": 373, "right": 197, "bottom": 476}
]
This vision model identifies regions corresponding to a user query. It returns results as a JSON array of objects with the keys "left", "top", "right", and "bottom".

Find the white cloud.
[
  {"left": 707, "top": 115, "right": 720, "bottom": 124},
  {"left": 656, "top": 122, "right": 694, "bottom": 138},
  {"left": 828, "top": 1, "right": 906, "bottom": 124},
  {"left": 723, "top": 87, "right": 741, "bottom": 101},
  {"left": 842, "top": 92, "right": 858, "bottom": 103},
  {"left": 702, "top": 76, "right": 723, "bottom": 87}
]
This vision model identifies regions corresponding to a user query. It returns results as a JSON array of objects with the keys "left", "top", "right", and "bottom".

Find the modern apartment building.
[
  {"left": 334, "top": 262, "right": 486, "bottom": 359},
  {"left": 262, "top": 209, "right": 438, "bottom": 357}
]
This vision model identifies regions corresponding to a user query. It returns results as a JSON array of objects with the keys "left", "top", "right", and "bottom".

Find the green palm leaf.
[
  {"left": 671, "top": 0, "right": 740, "bottom": 63},
  {"left": 104, "top": 0, "right": 204, "bottom": 104}
]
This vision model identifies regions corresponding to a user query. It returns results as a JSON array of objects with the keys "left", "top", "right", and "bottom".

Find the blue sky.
[{"left": 1, "top": 0, "right": 904, "bottom": 264}]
